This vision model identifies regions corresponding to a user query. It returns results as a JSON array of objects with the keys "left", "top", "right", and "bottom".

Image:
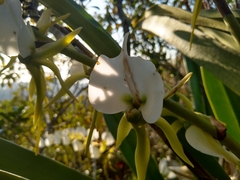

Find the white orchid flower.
[
  {"left": 89, "top": 33, "right": 164, "bottom": 123},
  {"left": 0, "top": 0, "right": 35, "bottom": 57}
]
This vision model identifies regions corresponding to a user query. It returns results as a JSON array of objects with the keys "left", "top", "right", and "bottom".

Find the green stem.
[
  {"left": 213, "top": 0, "right": 240, "bottom": 48},
  {"left": 62, "top": 47, "right": 96, "bottom": 68},
  {"left": 163, "top": 99, "right": 240, "bottom": 159},
  {"left": 84, "top": 110, "right": 97, "bottom": 155}
]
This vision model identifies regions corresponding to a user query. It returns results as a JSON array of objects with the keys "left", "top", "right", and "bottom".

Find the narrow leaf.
[
  {"left": 139, "top": 15, "right": 240, "bottom": 96},
  {"left": 0, "top": 138, "right": 92, "bottom": 180},
  {"left": 190, "top": 0, "right": 202, "bottom": 49},
  {"left": 201, "top": 67, "right": 240, "bottom": 144}
]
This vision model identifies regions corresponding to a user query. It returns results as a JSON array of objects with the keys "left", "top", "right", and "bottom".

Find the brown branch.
[
  {"left": 212, "top": 0, "right": 232, "bottom": 18},
  {"left": 116, "top": 0, "right": 131, "bottom": 53}
]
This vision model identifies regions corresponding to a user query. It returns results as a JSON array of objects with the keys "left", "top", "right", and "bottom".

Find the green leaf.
[
  {"left": 0, "top": 138, "right": 92, "bottom": 180},
  {"left": 201, "top": 68, "right": 240, "bottom": 144},
  {"left": 139, "top": 13, "right": 240, "bottom": 96},
  {"left": 224, "top": 86, "right": 240, "bottom": 126},
  {"left": 190, "top": 0, "right": 202, "bottom": 49},
  {"left": 0, "top": 169, "right": 28, "bottom": 180},
  {"left": 38, "top": 0, "right": 120, "bottom": 57},
  {"left": 223, "top": 14, "right": 240, "bottom": 49},
  {"left": 104, "top": 113, "right": 163, "bottom": 180},
  {"left": 184, "top": 57, "right": 205, "bottom": 113},
  {"left": 200, "top": 9, "right": 240, "bottom": 19},
  {"left": 184, "top": 56, "right": 212, "bottom": 114},
  {"left": 197, "top": 26, "right": 238, "bottom": 51},
  {"left": 139, "top": 5, "right": 227, "bottom": 31}
]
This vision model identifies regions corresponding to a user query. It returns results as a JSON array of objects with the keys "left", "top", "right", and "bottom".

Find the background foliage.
[{"left": 0, "top": 0, "right": 240, "bottom": 179}]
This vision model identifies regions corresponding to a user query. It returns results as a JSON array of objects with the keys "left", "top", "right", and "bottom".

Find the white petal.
[
  {"left": 87, "top": 128, "right": 99, "bottom": 141},
  {"left": 89, "top": 144, "right": 101, "bottom": 159},
  {"left": 38, "top": 137, "right": 45, "bottom": 148},
  {"left": 44, "top": 135, "right": 53, "bottom": 147},
  {"left": 18, "top": 22, "right": 35, "bottom": 58},
  {"left": 138, "top": 64, "right": 164, "bottom": 123},
  {"left": 75, "top": 126, "right": 87, "bottom": 137},
  {"left": 0, "top": 0, "right": 34, "bottom": 57},
  {"left": 126, "top": 56, "right": 164, "bottom": 123},
  {"left": 101, "top": 131, "right": 115, "bottom": 146},
  {"left": 62, "top": 134, "right": 70, "bottom": 146},
  {"left": 89, "top": 54, "right": 131, "bottom": 114},
  {"left": 53, "top": 130, "right": 62, "bottom": 145},
  {"left": 0, "top": 0, "right": 22, "bottom": 56},
  {"left": 72, "top": 139, "right": 84, "bottom": 152},
  {"left": 186, "top": 125, "right": 240, "bottom": 165},
  {"left": 158, "top": 158, "right": 169, "bottom": 176},
  {"left": 5, "top": 0, "right": 23, "bottom": 27},
  {"left": 122, "top": 33, "right": 164, "bottom": 123}
]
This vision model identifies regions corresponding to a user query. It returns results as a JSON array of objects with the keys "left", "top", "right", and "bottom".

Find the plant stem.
[
  {"left": 163, "top": 99, "right": 240, "bottom": 159},
  {"left": 213, "top": 0, "right": 240, "bottom": 48}
]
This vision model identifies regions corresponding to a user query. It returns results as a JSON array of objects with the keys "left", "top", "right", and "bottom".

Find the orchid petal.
[
  {"left": 120, "top": 33, "right": 164, "bottom": 123},
  {"left": 122, "top": 33, "right": 164, "bottom": 108},
  {"left": 0, "top": 0, "right": 35, "bottom": 57},
  {"left": 0, "top": 0, "right": 22, "bottom": 56},
  {"left": 138, "top": 68, "right": 164, "bottom": 123},
  {"left": 89, "top": 54, "right": 131, "bottom": 114},
  {"left": 186, "top": 125, "right": 240, "bottom": 167},
  {"left": 18, "top": 23, "right": 35, "bottom": 58},
  {"left": 122, "top": 49, "right": 164, "bottom": 123}
]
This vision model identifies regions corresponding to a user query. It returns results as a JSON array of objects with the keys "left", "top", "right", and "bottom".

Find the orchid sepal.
[
  {"left": 116, "top": 113, "right": 132, "bottom": 148},
  {"left": 132, "top": 124, "right": 150, "bottom": 180},
  {"left": 45, "top": 72, "right": 88, "bottom": 108},
  {"left": 186, "top": 125, "right": 240, "bottom": 168},
  {"left": 36, "top": 8, "right": 70, "bottom": 34},
  {"left": 155, "top": 117, "right": 193, "bottom": 167},
  {"left": 32, "top": 27, "right": 81, "bottom": 60}
]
